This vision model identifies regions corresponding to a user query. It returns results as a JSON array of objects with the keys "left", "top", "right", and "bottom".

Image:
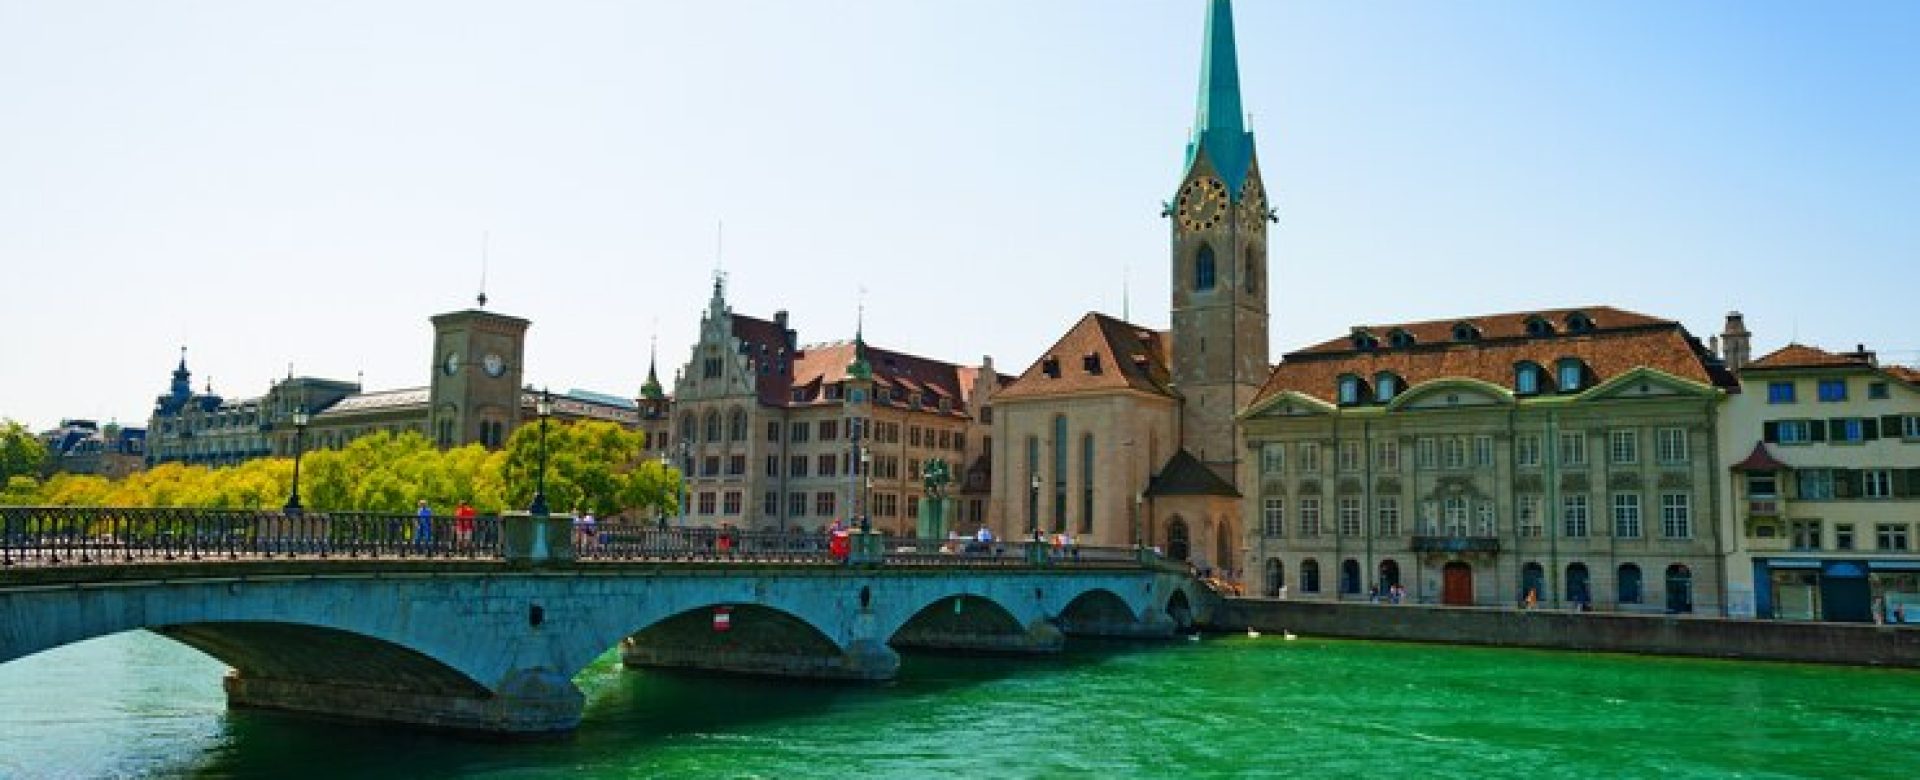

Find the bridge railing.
[{"left": 0, "top": 506, "right": 503, "bottom": 566}]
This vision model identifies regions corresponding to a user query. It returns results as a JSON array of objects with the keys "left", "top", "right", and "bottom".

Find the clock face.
[
  {"left": 1239, "top": 180, "right": 1267, "bottom": 234},
  {"left": 1176, "top": 176, "right": 1228, "bottom": 233},
  {"left": 483, "top": 353, "right": 506, "bottom": 378},
  {"left": 443, "top": 351, "right": 462, "bottom": 376}
]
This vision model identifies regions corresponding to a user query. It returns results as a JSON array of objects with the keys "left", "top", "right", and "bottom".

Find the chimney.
[
  {"left": 1721, "top": 311, "right": 1752, "bottom": 371},
  {"left": 774, "top": 309, "right": 788, "bottom": 330}
]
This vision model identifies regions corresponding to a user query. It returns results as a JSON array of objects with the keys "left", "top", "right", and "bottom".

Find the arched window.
[
  {"left": 1388, "top": 329, "right": 1416, "bottom": 348},
  {"left": 1337, "top": 375, "right": 1363, "bottom": 405},
  {"left": 1052, "top": 415, "right": 1069, "bottom": 533},
  {"left": 1352, "top": 331, "right": 1378, "bottom": 352},
  {"left": 1525, "top": 316, "right": 1556, "bottom": 337},
  {"left": 1374, "top": 373, "right": 1402, "bottom": 403},
  {"left": 1556, "top": 358, "right": 1586, "bottom": 392},
  {"left": 1522, "top": 562, "right": 1546, "bottom": 603},
  {"left": 1194, "top": 244, "right": 1216, "bottom": 291},
  {"left": 1244, "top": 254, "right": 1259, "bottom": 294},
  {"left": 1300, "top": 558, "right": 1322, "bottom": 594},
  {"left": 679, "top": 413, "right": 696, "bottom": 444},
  {"left": 1265, "top": 558, "right": 1285, "bottom": 598},
  {"left": 1080, "top": 433, "right": 1095, "bottom": 535},
  {"left": 1665, "top": 564, "right": 1694, "bottom": 613},
  {"left": 1452, "top": 322, "right": 1481, "bottom": 342},
  {"left": 1340, "top": 558, "right": 1362, "bottom": 595},
  {"left": 1566, "top": 311, "right": 1595, "bottom": 334},
  {"left": 704, "top": 411, "right": 721, "bottom": 442},
  {"left": 728, "top": 408, "right": 748, "bottom": 441},
  {"left": 1167, "top": 518, "right": 1191, "bottom": 561},
  {"left": 1516, "top": 362, "right": 1544, "bottom": 395},
  {"left": 1567, "top": 563, "right": 1591, "bottom": 606},
  {"left": 1617, "top": 563, "right": 1643, "bottom": 604},
  {"left": 1378, "top": 559, "right": 1402, "bottom": 590}
]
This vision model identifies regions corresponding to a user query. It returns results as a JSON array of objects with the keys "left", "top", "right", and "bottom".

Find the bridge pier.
[
  {"left": 892, "top": 618, "right": 1065, "bottom": 655},
  {"left": 223, "top": 667, "right": 583, "bottom": 737}
]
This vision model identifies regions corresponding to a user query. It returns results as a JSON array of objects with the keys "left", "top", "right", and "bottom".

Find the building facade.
[
  {"left": 659, "top": 279, "right": 1001, "bottom": 533},
  {"left": 1241, "top": 308, "right": 1737, "bottom": 613},
  {"left": 990, "top": 0, "right": 1268, "bottom": 565},
  {"left": 38, "top": 419, "right": 146, "bottom": 479},
  {"left": 1717, "top": 334, "right": 1920, "bottom": 622}
]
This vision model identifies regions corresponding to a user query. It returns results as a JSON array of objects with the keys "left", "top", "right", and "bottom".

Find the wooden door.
[{"left": 1442, "top": 562, "right": 1474, "bottom": 606}]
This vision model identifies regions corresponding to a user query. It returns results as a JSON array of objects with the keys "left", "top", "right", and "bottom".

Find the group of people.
[
  {"left": 1872, "top": 597, "right": 1910, "bottom": 625},
  {"left": 1367, "top": 583, "right": 1408, "bottom": 605}
]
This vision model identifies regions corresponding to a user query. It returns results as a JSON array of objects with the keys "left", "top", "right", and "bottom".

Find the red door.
[{"left": 1443, "top": 562, "right": 1474, "bottom": 606}]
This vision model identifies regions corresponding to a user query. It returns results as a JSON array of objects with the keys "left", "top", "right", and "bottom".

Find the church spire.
[
  {"left": 1184, "top": 0, "right": 1253, "bottom": 193},
  {"left": 846, "top": 299, "right": 873, "bottom": 381},
  {"left": 641, "top": 335, "right": 666, "bottom": 401}
]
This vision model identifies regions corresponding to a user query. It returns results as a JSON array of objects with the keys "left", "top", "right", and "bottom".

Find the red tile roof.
[
  {"left": 1745, "top": 343, "right": 1871, "bottom": 371},
  {"left": 998, "top": 313, "right": 1174, "bottom": 400},
  {"left": 1730, "top": 442, "right": 1791, "bottom": 472},
  {"left": 724, "top": 312, "right": 997, "bottom": 415},
  {"left": 1253, "top": 306, "right": 1730, "bottom": 406}
]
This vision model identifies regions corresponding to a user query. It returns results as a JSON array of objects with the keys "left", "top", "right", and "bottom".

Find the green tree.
[
  {"left": 501, "top": 420, "right": 677, "bottom": 519},
  {"left": 0, "top": 419, "right": 49, "bottom": 484}
]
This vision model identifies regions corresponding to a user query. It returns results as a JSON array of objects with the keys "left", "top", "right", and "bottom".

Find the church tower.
[
  {"left": 427, "top": 298, "right": 531, "bottom": 450},
  {"left": 1169, "top": 0, "right": 1271, "bottom": 476}
]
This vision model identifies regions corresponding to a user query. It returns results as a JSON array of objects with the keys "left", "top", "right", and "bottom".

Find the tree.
[
  {"left": 501, "top": 420, "right": 678, "bottom": 519},
  {"left": 0, "top": 419, "right": 49, "bottom": 484}
]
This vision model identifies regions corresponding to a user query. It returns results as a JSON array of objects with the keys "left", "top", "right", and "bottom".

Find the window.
[
  {"left": 1559, "top": 432, "right": 1588, "bottom": 466},
  {"left": 1261, "top": 443, "right": 1286, "bottom": 474},
  {"left": 1767, "top": 382, "right": 1796, "bottom": 404},
  {"left": 1865, "top": 469, "right": 1893, "bottom": 498},
  {"left": 1245, "top": 255, "right": 1258, "bottom": 293},
  {"left": 1375, "top": 440, "right": 1399, "bottom": 472},
  {"left": 1609, "top": 430, "right": 1638, "bottom": 465},
  {"left": 1557, "top": 359, "right": 1584, "bottom": 392},
  {"left": 1617, "top": 564, "right": 1643, "bottom": 604},
  {"left": 1416, "top": 438, "right": 1437, "bottom": 469},
  {"left": 1526, "top": 317, "right": 1555, "bottom": 337},
  {"left": 1516, "top": 363, "right": 1542, "bottom": 395},
  {"left": 705, "top": 412, "right": 722, "bottom": 442},
  {"left": 1338, "top": 442, "right": 1362, "bottom": 472},
  {"left": 1868, "top": 382, "right": 1890, "bottom": 400},
  {"left": 1796, "top": 469, "right": 1835, "bottom": 499},
  {"left": 1375, "top": 373, "right": 1400, "bottom": 403},
  {"left": 1389, "top": 330, "right": 1415, "bottom": 348},
  {"left": 1473, "top": 435, "right": 1494, "bottom": 468},
  {"left": 1660, "top": 493, "right": 1691, "bottom": 538},
  {"left": 1834, "top": 417, "right": 1873, "bottom": 443},
  {"left": 1441, "top": 438, "right": 1465, "bottom": 470},
  {"left": 1376, "top": 497, "right": 1400, "bottom": 536},
  {"left": 789, "top": 456, "right": 808, "bottom": 478},
  {"left": 767, "top": 421, "right": 782, "bottom": 442},
  {"left": 1748, "top": 472, "right": 1778, "bottom": 498},
  {"left": 1877, "top": 524, "right": 1910, "bottom": 551},
  {"left": 698, "top": 492, "right": 716, "bottom": 515},
  {"left": 1081, "top": 434, "right": 1094, "bottom": 535},
  {"left": 1476, "top": 502, "right": 1495, "bottom": 536},
  {"left": 728, "top": 410, "right": 748, "bottom": 441},
  {"left": 702, "top": 456, "right": 720, "bottom": 477},
  {"left": 817, "top": 454, "right": 837, "bottom": 477},
  {"left": 815, "top": 492, "right": 836, "bottom": 517},
  {"left": 1194, "top": 244, "right": 1216, "bottom": 291},
  {"left": 1563, "top": 495, "right": 1590, "bottom": 538},
  {"left": 1300, "top": 559, "right": 1321, "bottom": 593},
  {"left": 1517, "top": 495, "right": 1542, "bottom": 537},
  {"left": 1262, "top": 498, "right": 1285, "bottom": 537},
  {"left": 727, "top": 455, "right": 745, "bottom": 476},
  {"left": 1299, "top": 443, "right": 1321, "bottom": 473},
  {"left": 907, "top": 496, "right": 920, "bottom": 518},
  {"left": 1773, "top": 419, "right": 1813, "bottom": 444},
  {"left": 1612, "top": 493, "right": 1643, "bottom": 539},
  {"left": 1452, "top": 323, "right": 1480, "bottom": 342},
  {"left": 1052, "top": 415, "right": 1068, "bottom": 532},
  {"left": 1566, "top": 312, "right": 1594, "bottom": 333},
  {"left": 1817, "top": 379, "right": 1847, "bottom": 402},
  {"left": 1791, "top": 520, "right": 1822, "bottom": 550},
  {"left": 1836, "top": 523, "right": 1856, "bottom": 551},
  {"left": 1436, "top": 497, "right": 1465, "bottom": 536},
  {"left": 1338, "top": 376, "right": 1361, "bottom": 405},
  {"left": 1419, "top": 501, "right": 1439, "bottom": 534},
  {"left": 1904, "top": 416, "right": 1920, "bottom": 439},
  {"left": 1656, "top": 427, "right": 1688, "bottom": 463},
  {"left": 723, "top": 491, "right": 742, "bottom": 515},
  {"left": 1338, "top": 497, "right": 1363, "bottom": 537},
  {"left": 789, "top": 421, "right": 810, "bottom": 443},
  {"left": 1299, "top": 498, "right": 1322, "bottom": 536},
  {"left": 1517, "top": 435, "right": 1541, "bottom": 468},
  {"left": 819, "top": 420, "right": 839, "bottom": 441}
]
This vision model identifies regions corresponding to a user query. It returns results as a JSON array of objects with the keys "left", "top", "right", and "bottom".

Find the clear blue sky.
[{"left": 3, "top": 1, "right": 1916, "bottom": 432}]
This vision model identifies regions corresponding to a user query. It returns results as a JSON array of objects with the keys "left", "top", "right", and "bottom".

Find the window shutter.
[
  {"left": 1833, "top": 469, "right": 1857, "bottom": 498},
  {"left": 1763, "top": 421, "right": 1779, "bottom": 443},
  {"left": 1811, "top": 420, "right": 1828, "bottom": 442},
  {"left": 1884, "top": 415, "right": 1905, "bottom": 436},
  {"left": 1864, "top": 418, "right": 1880, "bottom": 441}
]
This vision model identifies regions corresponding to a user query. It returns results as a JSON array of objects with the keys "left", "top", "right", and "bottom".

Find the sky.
[{"left": 2, "top": 0, "right": 1916, "bottom": 433}]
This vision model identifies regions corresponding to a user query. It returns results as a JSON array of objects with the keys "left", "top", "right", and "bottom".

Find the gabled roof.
[
  {"left": 1746, "top": 343, "right": 1873, "bottom": 371},
  {"left": 999, "top": 313, "right": 1174, "bottom": 400},
  {"left": 1145, "top": 449, "right": 1240, "bottom": 498},
  {"left": 1253, "top": 306, "right": 1729, "bottom": 406},
  {"left": 1730, "top": 442, "right": 1791, "bottom": 472}
]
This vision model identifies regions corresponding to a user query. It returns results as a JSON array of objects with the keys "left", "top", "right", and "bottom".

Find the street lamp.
[
  {"left": 657, "top": 452, "right": 672, "bottom": 529},
  {"left": 284, "top": 406, "right": 310, "bottom": 514},
  {"left": 677, "top": 439, "right": 691, "bottom": 528},
  {"left": 1132, "top": 492, "right": 1144, "bottom": 549},
  {"left": 529, "top": 389, "right": 553, "bottom": 517},
  {"left": 1028, "top": 473, "right": 1041, "bottom": 537},
  {"left": 859, "top": 445, "right": 873, "bottom": 534}
]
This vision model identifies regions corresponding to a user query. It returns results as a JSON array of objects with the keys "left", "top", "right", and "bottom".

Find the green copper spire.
[
  {"left": 640, "top": 337, "right": 665, "bottom": 400},
  {"left": 1183, "top": 0, "right": 1254, "bottom": 193},
  {"left": 847, "top": 305, "right": 873, "bottom": 382}
]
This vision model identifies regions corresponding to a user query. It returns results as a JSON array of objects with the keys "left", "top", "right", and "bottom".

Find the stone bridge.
[{"left": 0, "top": 553, "right": 1205, "bottom": 736}]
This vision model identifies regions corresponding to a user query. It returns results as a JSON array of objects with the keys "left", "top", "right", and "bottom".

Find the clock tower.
[
  {"left": 428, "top": 302, "right": 530, "bottom": 450},
  {"left": 1169, "top": 0, "right": 1271, "bottom": 477}
]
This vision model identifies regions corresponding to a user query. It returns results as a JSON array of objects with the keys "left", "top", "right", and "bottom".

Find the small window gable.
[
  {"left": 1373, "top": 372, "right": 1403, "bottom": 403},
  {"left": 1525, "top": 315, "right": 1556, "bottom": 338},
  {"left": 1388, "top": 329, "right": 1416, "bottom": 348},
  {"left": 1556, "top": 357, "right": 1589, "bottom": 392},
  {"left": 1337, "top": 374, "right": 1369, "bottom": 406},
  {"left": 1515, "top": 361, "right": 1547, "bottom": 395},
  {"left": 1351, "top": 329, "right": 1379, "bottom": 352},
  {"left": 1451, "top": 322, "right": 1481, "bottom": 342},
  {"left": 1565, "top": 311, "right": 1596, "bottom": 334}
]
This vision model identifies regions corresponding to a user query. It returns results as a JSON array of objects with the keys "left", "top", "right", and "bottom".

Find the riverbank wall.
[{"left": 1208, "top": 598, "right": 1920, "bottom": 668}]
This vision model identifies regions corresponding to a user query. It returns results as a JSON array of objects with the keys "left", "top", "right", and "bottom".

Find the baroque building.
[
  {"left": 1241, "top": 307, "right": 1737, "bottom": 613},
  {"left": 657, "top": 278, "right": 1002, "bottom": 533},
  {"left": 990, "top": 0, "right": 1270, "bottom": 566},
  {"left": 1716, "top": 327, "right": 1920, "bottom": 622}
]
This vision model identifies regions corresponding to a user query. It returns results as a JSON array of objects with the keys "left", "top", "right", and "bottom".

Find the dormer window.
[
  {"left": 825, "top": 384, "right": 844, "bottom": 401},
  {"left": 1352, "top": 331, "right": 1379, "bottom": 352},
  {"left": 1042, "top": 357, "right": 1061, "bottom": 378},
  {"left": 1556, "top": 358, "right": 1587, "bottom": 392},
  {"left": 939, "top": 398, "right": 952, "bottom": 413},
  {"left": 1083, "top": 353, "right": 1103, "bottom": 374},
  {"left": 1452, "top": 322, "right": 1481, "bottom": 342},
  {"left": 1388, "top": 329, "right": 1416, "bottom": 349},
  {"left": 1566, "top": 312, "right": 1595, "bottom": 334},
  {"left": 1516, "top": 362, "right": 1544, "bottom": 395},
  {"left": 791, "top": 388, "right": 807, "bottom": 403},
  {"left": 1337, "top": 375, "right": 1367, "bottom": 406},
  {"left": 1374, "top": 372, "right": 1402, "bottom": 403},
  {"left": 1525, "top": 316, "right": 1556, "bottom": 337}
]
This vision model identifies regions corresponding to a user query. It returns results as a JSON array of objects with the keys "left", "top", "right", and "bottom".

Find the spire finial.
[{"left": 477, "top": 231, "right": 490, "bottom": 308}]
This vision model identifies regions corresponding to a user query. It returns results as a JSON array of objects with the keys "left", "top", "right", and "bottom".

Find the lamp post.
[
  {"left": 529, "top": 389, "right": 553, "bottom": 517},
  {"left": 677, "top": 439, "right": 691, "bottom": 528},
  {"left": 1132, "top": 492, "right": 1144, "bottom": 549},
  {"left": 1028, "top": 473, "right": 1040, "bottom": 538},
  {"left": 284, "top": 407, "right": 310, "bottom": 514},
  {"left": 657, "top": 452, "right": 672, "bottom": 529},
  {"left": 859, "top": 445, "right": 873, "bottom": 534}
]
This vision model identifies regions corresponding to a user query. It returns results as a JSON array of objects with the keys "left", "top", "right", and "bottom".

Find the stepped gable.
[{"left": 999, "top": 313, "right": 1174, "bottom": 400}]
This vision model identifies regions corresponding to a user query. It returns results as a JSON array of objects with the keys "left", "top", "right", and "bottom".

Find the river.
[{"left": 1, "top": 631, "right": 1914, "bottom": 778}]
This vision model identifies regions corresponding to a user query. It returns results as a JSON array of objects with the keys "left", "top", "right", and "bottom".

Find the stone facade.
[
  {"left": 1715, "top": 330, "right": 1920, "bottom": 622},
  {"left": 1242, "top": 308, "right": 1736, "bottom": 614}
]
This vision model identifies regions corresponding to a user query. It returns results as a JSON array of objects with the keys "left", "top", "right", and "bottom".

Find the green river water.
[{"left": 0, "top": 631, "right": 1915, "bottom": 779}]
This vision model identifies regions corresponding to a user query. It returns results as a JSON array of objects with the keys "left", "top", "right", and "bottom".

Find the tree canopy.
[{"left": 0, "top": 419, "right": 48, "bottom": 485}]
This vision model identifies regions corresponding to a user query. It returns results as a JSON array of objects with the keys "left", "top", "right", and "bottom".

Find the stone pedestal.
[
  {"left": 849, "top": 530, "right": 885, "bottom": 566},
  {"left": 501, "top": 511, "right": 573, "bottom": 566}
]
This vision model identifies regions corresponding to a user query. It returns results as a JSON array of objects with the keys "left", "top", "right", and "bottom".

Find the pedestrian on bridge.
[
  {"left": 414, "top": 500, "right": 433, "bottom": 551},
  {"left": 454, "top": 500, "right": 476, "bottom": 551}
]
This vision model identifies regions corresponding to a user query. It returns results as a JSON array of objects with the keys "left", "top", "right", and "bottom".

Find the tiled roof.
[
  {"left": 998, "top": 313, "right": 1174, "bottom": 400},
  {"left": 1889, "top": 366, "right": 1920, "bottom": 385},
  {"left": 1730, "top": 442, "right": 1791, "bottom": 472},
  {"left": 1144, "top": 449, "right": 1240, "bottom": 498},
  {"left": 1746, "top": 343, "right": 1873, "bottom": 371},
  {"left": 1254, "top": 306, "right": 1728, "bottom": 406},
  {"left": 319, "top": 387, "right": 429, "bottom": 415}
]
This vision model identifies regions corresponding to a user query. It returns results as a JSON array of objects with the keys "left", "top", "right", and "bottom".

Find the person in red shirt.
[{"left": 453, "top": 500, "right": 477, "bottom": 552}]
